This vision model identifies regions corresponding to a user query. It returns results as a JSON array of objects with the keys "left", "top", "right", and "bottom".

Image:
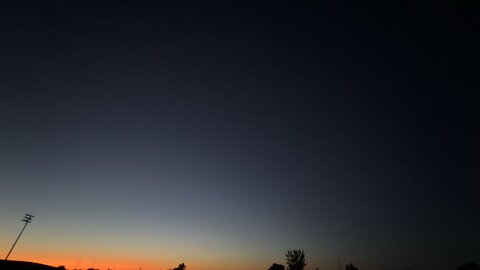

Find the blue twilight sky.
[{"left": 0, "top": 1, "right": 478, "bottom": 270}]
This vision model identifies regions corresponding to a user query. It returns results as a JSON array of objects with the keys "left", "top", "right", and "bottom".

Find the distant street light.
[{"left": 4, "top": 213, "right": 34, "bottom": 260}]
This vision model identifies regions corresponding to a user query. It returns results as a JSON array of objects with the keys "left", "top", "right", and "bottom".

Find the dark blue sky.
[{"left": 0, "top": 2, "right": 478, "bottom": 270}]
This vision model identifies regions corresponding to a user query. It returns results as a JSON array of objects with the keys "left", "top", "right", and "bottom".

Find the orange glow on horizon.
[{"left": 9, "top": 252, "right": 266, "bottom": 270}]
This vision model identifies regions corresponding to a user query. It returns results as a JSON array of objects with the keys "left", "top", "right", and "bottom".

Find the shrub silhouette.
[
  {"left": 269, "top": 263, "right": 286, "bottom": 270},
  {"left": 346, "top": 263, "right": 358, "bottom": 270},
  {"left": 458, "top": 262, "right": 480, "bottom": 270},
  {"left": 285, "top": 249, "right": 306, "bottom": 270},
  {"left": 172, "top": 263, "right": 186, "bottom": 270}
]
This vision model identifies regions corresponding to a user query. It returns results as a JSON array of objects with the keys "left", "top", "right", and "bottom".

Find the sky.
[{"left": 0, "top": 1, "right": 479, "bottom": 270}]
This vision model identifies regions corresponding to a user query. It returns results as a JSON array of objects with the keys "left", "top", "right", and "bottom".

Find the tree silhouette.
[
  {"left": 172, "top": 263, "right": 186, "bottom": 270},
  {"left": 269, "top": 263, "right": 285, "bottom": 270},
  {"left": 285, "top": 250, "right": 306, "bottom": 270}
]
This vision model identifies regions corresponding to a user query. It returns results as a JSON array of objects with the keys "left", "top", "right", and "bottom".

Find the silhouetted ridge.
[{"left": 0, "top": 260, "right": 59, "bottom": 270}]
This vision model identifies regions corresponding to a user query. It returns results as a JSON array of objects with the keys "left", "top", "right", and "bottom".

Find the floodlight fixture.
[{"left": 4, "top": 213, "right": 35, "bottom": 260}]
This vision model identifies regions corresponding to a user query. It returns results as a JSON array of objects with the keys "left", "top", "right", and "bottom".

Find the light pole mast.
[{"left": 5, "top": 213, "right": 34, "bottom": 260}]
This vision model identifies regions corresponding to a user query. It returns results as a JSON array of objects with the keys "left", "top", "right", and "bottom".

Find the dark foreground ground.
[{"left": 0, "top": 261, "right": 59, "bottom": 270}]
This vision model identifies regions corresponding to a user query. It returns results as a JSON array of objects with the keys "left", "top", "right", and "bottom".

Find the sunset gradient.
[{"left": 1, "top": 1, "right": 478, "bottom": 270}]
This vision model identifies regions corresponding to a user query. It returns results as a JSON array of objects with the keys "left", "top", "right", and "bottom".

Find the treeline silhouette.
[
  {"left": 168, "top": 260, "right": 480, "bottom": 270},
  {"left": 264, "top": 249, "right": 479, "bottom": 270},
  {"left": 2, "top": 251, "right": 477, "bottom": 270}
]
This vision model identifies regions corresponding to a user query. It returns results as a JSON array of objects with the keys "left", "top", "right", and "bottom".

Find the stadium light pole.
[{"left": 4, "top": 213, "right": 34, "bottom": 260}]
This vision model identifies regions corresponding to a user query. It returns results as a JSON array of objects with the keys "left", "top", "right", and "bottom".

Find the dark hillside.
[{"left": 0, "top": 261, "right": 59, "bottom": 270}]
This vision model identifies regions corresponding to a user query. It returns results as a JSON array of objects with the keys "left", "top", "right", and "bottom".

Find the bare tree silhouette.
[{"left": 285, "top": 250, "right": 306, "bottom": 270}]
